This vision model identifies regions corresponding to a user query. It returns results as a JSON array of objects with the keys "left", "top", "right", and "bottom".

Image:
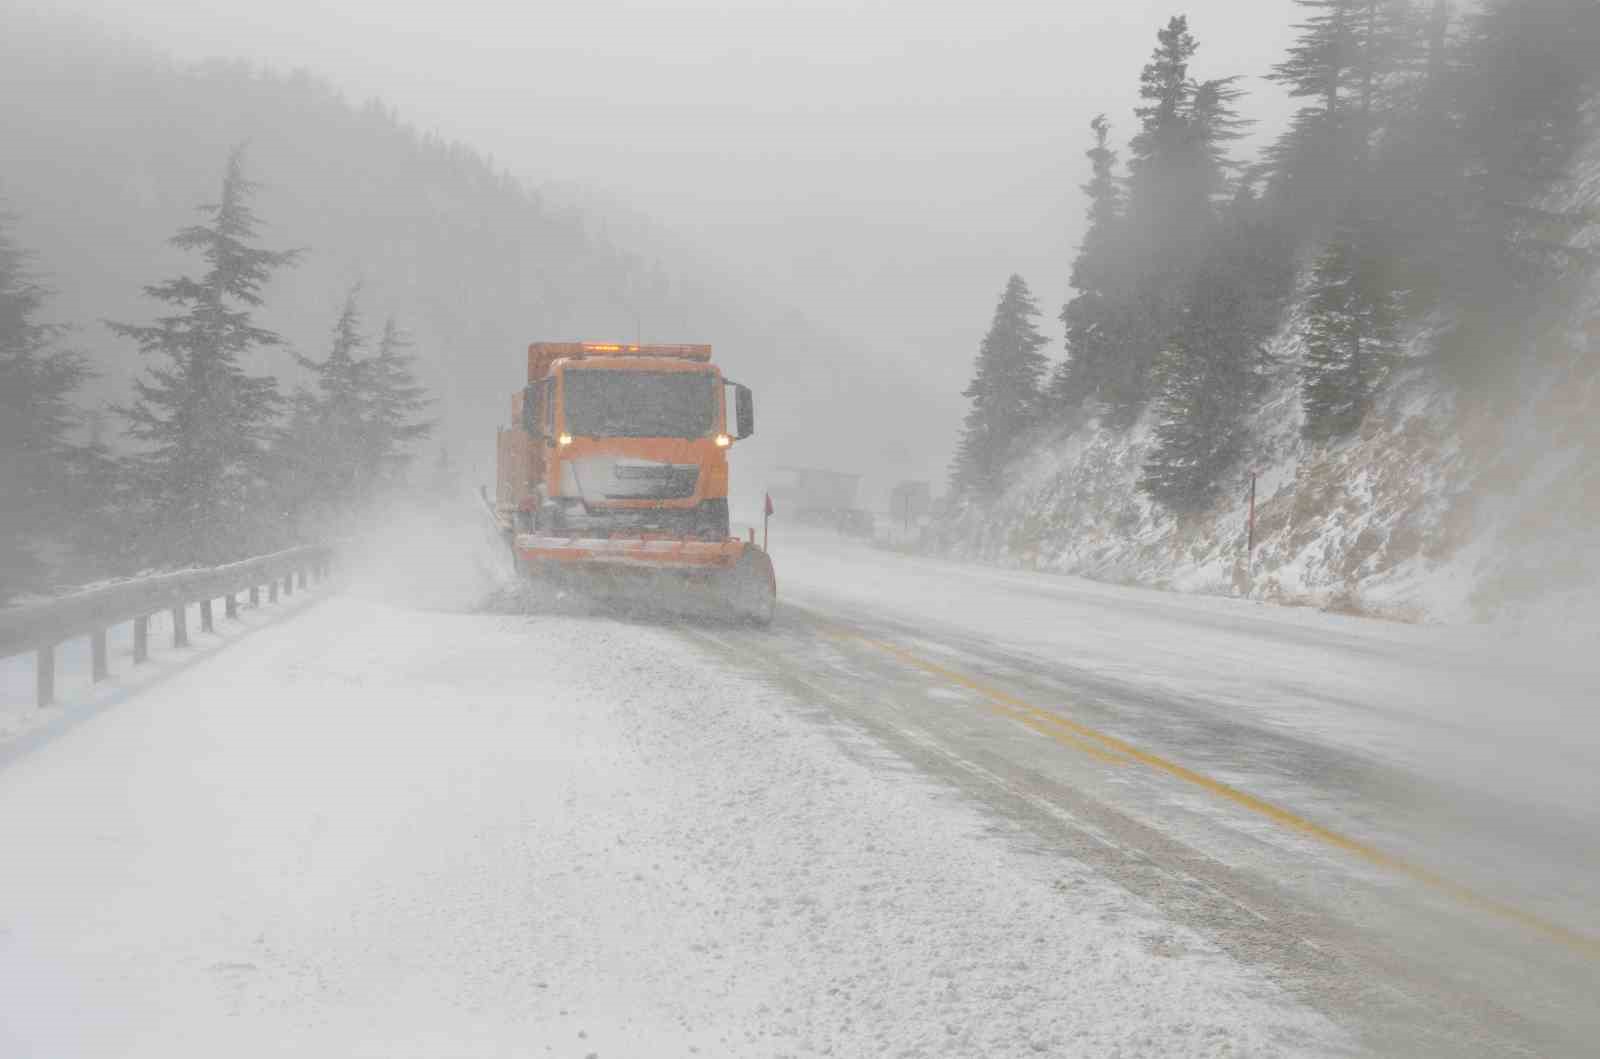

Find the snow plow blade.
[
  {"left": 516, "top": 536, "right": 745, "bottom": 570},
  {"left": 512, "top": 535, "right": 776, "bottom": 624}
]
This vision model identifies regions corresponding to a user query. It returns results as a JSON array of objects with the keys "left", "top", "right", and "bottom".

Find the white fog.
[{"left": 3, "top": 0, "right": 1598, "bottom": 1055}]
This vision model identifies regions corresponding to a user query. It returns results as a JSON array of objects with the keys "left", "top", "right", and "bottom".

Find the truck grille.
[
  {"left": 604, "top": 462, "right": 700, "bottom": 500},
  {"left": 547, "top": 498, "right": 729, "bottom": 540}
]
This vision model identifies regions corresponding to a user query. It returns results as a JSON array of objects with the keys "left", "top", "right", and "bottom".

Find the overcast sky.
[{"left": 33, "top": 0, "right": 1301, "bottom": 487}]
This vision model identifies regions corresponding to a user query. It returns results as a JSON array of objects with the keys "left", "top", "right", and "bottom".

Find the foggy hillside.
[
  {"left": 942, "top": 268, "right": 1600, "bottom": 624},
  {"left": 937, "top": 1, "right": 1600, "bottom": 625},
  {"left": 0, "top": 14, "right": 894, "bottom": 503}
]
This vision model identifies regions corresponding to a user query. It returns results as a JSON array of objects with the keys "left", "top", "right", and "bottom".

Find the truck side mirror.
[{"left": 735, "top": 384, "right": 755, "bottom": 440}]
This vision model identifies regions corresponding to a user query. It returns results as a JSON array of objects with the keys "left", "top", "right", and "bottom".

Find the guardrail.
[{"left": 0, "top": 544, "right": 335, "bottom": 708}]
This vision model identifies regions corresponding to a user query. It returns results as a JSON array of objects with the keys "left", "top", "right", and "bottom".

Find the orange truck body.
[{"left": 494, "top": 342, "right": 767, "bottom": 581}]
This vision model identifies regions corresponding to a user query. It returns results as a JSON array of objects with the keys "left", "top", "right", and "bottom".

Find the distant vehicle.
[
  {"left": 837, "top": 509, "right": 875, "bottom": 538},
  {"left": 770, "top": 466, "right": 862, "bottom": 526},
  {"left": 492, "top": 341, "right": 775, "bottom": 623}
]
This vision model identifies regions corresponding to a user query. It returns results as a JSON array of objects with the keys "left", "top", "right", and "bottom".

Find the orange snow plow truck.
[{"left": 492, "top": 341, "right": 776, "bottom": 624}]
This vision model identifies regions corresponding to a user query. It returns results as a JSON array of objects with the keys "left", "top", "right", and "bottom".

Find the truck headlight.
[{"left": 714, "top": 434, "right": 731, "bottom": 448}]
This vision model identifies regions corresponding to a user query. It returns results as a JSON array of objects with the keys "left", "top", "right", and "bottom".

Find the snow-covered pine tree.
[
  {"left": 0, "top": 208, "right": 93, "bottom": 600},
  {"left": 1139, "top": 318, "right": 1249, "bottom": 513},
  {"left": 360, "top": 318, "right": 434, "bottom": 489},
  {"left": 950, "top": 275, "right": 1049, "bottom": 503},
  {"left": 112, "top": 148, "right": 300, "bottom": 565},
  {"left": 1049, "top": 115, "right": 1130, "bottom": 416},
  {"left": 1300, "top": 209, "right": 1402, "bottom": 441},
  {"left": 1141, "top": 189, "right": 1293, "bottom": 511}
]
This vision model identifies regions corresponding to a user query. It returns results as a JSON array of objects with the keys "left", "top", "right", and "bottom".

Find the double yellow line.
[{"left": 827, "top": 623, "right": 1600, "bottom": 957}]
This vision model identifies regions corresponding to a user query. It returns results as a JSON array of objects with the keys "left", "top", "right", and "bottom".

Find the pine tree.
[
  {"left": 111, "top": 147, "right": 301, "bottom": 566},
  {"left": 1185, "top": 76, "right": 1253, "bottom": 209},
  {"left": 1402, "top": 0, "right": 1600, "bottom": 380},
  {"left": 1368, "top": 0, "right": 1468, "bottom": 315},
  {"left": 1449, "top": 0, "right": 1600, "bottom": 322},
  {"left": 1266, "top": 0, "right": 1364, "bottom": 216},
  {"left": 269, "top": 285, "right": 372, "bottom": 526},
  {"left": 1300, "top": 210, "right": 1402, "bottom": 441},
  {"left": 1050, "top": 115, "right": 1131, "bottom": 414},
  {"left": 1126, "top": 16, "right": 1208, "bottom": 252},
  {"left": 360, "top": 317, "right": 434, "bottom": 488},
  {"left": 1267, "top": 0, "right": 1419, "bottom": 223},
  {"left": 950, "top": 275, "right": 1049, "bottom": 502},
  {"left": 1271, "top": 0, "right": 1362, "bottom": 122},
  {"left": 1140, "top": 195, "right": 1294, "bottom": 510},
  {"left": 268, "top": 383, "right": 324, "bottom": 533},
  {"left": 1074, "top": 114, "right": 1124, "bottom": 293},
  {"left": 0, "top": 209, "right": 93, "bottom": 600},
  {"left": 272, "top": 295, "right": 433, "bottom": 526},
  {"left": 1107, "top": 16, "right": 1249, "bottom": 425},
  {"left": 1139, "top": 311, "right": 1253, "bottom": 513},
  {"left": 1125, "top": 18, "right": 1248, "bottom": 237}
]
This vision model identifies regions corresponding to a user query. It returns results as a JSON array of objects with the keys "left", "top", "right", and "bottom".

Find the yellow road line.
[
  {"left": 989, "top": 700, "right": 1130, "bottom": 765},
  {"left": 833, "top": 629, "right": 1135, "bottom": 764},
  {"left": 825, "top": 622, "right": 1600, "bottom": 957}
]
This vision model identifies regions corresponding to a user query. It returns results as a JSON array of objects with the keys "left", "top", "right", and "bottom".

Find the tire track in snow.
[{"left": 680, "top": 605, "right": 1596, "bottom": 1057}]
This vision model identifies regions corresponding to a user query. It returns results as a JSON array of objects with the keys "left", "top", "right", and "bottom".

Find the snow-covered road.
[{"left": 2, "top": 514, "right": 1596, "bottom": 1056}]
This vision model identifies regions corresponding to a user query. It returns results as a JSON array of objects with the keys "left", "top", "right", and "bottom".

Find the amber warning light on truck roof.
[
  {"left": 526, "top": 342, "right": 714, "bottom": 381},
  {"left": 578, "top": 342, "right": 713, "bottom": 360}
]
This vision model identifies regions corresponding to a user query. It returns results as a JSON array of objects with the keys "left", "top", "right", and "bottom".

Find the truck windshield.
[{"left": 563, "top": 369, "right": 717, "bottom": 439}]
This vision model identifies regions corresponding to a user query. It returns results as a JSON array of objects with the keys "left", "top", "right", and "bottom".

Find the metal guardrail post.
[
  {"left": 269, "top": 580, "right": 279, "bottom": 603},
  {"left": 134, "top": 616, "right": 149, "bottom": 663},
  {"left": 92, "top": 629, "right": 109, "bottom": 683},
  {"left": 283, "top": 574, "right": 294, "bottom": 598},
  {"left": 200, "top": 598, "right": 214, "bottom": 633},
  {"left": 37, "top": 643, "right": 55, "bottom": 707},
  {"left": 250, "top": 584, "right": 260, "bottom": 607},
  {"left": 172, "top": 605, "right": 188, "bottom": 648},
  {"left": 225, "top": 594, "right": 238, "bottom": 620}
]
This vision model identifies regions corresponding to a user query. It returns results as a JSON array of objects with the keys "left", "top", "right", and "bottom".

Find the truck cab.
[{"left": 498, "top": 343, "right": 754, "bottom": 541}]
